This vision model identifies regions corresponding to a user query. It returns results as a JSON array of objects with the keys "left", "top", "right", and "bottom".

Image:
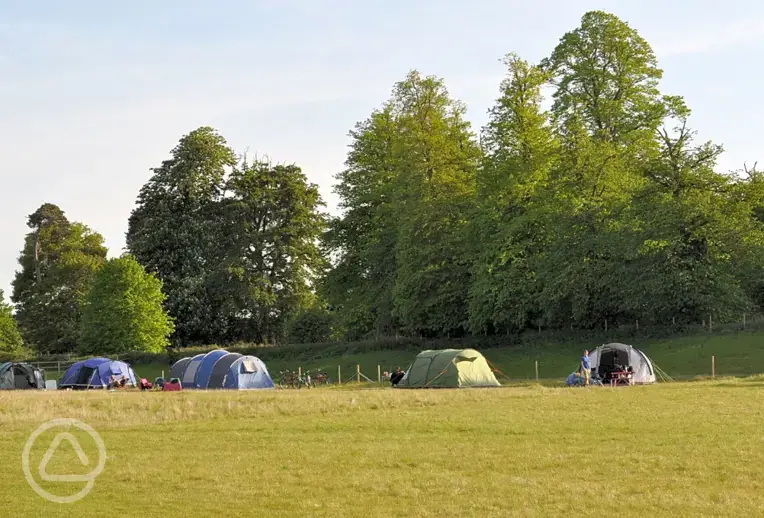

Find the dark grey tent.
[
  {"left": 0, "top": 362, "right": 45, "bottom": 390},
  {"left": 169, "top": 357, "right": 191, "bottom": 381}
]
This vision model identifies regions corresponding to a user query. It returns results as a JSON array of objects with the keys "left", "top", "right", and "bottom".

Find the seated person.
[
  {"left": 118, "top": 375, "right": 128, "bottom": 388},
  {"left": 390, "top": 367, "right": 405, "bottom": 386},
  {"left": 107, "top": 375, "right": 119, "bottom": 389}
]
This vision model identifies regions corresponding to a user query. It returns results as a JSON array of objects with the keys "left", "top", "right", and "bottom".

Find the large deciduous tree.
[
  {"left": 11, "top": 204, "right": 107, "bottom": 353},
  {"left": 219, "top": 160, "right": 327, "bottom": 343},
  {"left": 468, "top": 54, "right": 559, "bottom": 333},
  {"left": 128, "top": 127, "right": 328, "bottom": 345},
  {"left": 323, "top": 107, "right": 401, "bottom": 339},
  {"left": 325, "top": 71, "right": 480, "bottom": 338},
  {"left": 126, "top": 127, "right": 236, "bottom": 346},
  {"left": 79, "top": 255, "right": 174, "bottom": 355}
]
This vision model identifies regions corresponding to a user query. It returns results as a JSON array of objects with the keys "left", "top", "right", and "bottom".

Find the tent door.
[
  {"left": 75, "top": 367, "right": 96, "bottom": 388},
  {"left": 598, "top": 349, "right": 629, "bottom": 378},
  {"left": 13, "top": 366, "right": 32, "bottom": 389}
]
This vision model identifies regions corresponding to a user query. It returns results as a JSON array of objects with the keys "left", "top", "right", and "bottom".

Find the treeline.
[
  {"left": 324, "top": 11, "right": 764, "bottom": 339},
  {"left": 2, "top": 11, "right": 764, "bottom": 357}
]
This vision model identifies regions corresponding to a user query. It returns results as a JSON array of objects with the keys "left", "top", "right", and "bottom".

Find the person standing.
[{"left": 580, "top": 350, "right": 591, "bottom": 387}]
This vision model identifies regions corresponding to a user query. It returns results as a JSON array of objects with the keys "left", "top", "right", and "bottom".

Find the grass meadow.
[{"left": 2, "top": 380, "right": 764, "bottom": 517}]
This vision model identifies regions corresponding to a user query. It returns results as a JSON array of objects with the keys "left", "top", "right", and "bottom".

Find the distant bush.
[{"left": 285, "top": 307, "right": 335, "bottom": 344}]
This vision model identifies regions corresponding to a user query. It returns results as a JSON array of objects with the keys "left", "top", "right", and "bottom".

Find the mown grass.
[{"left": 2, "top": 381, "right": 764, "bottom": 517}]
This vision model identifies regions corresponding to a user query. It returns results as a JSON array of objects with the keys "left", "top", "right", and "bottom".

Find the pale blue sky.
[{"left": 2, "top": 1, "right": 763, "bottom": 299}]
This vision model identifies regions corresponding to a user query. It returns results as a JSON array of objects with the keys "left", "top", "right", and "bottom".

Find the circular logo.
[{"left": 22, "top": 418, "right": 107, "bottom": 504}]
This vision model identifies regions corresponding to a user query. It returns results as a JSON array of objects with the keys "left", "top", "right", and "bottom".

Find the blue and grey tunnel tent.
[
  {"left": 0, "top": 362, "right": 45, "bottom": 389},
  {"left": 169, "top": 349, "right": 274, "bottom": 389},
  {"left": 194, "top": 349, "right": 230, "bottom": 389}
]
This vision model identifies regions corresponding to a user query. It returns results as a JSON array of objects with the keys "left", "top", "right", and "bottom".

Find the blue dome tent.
[
  {"left": 173, "top": 349, "right": 274, "bottom": 390},
  {"left": 59, "top": 358, "right": 137, "bottom": 389}
]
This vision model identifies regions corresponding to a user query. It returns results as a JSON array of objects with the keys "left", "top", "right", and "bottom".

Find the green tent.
[{"left": 396, "top": 349, "right": 501, "bottom": 388}]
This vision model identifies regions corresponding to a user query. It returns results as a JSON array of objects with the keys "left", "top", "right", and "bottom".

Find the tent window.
[
  {"left": 110, "top": 365, "right": 123, "bottom": 375},
  {"left": 241, "top": 359, "right": 257, "bottom": 373}
]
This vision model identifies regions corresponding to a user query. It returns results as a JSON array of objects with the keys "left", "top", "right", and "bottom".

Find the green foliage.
[
  {"left": 325, "top": 71, "right": 480, "bottom": 338},
  {"left": 127, "top": 127, "right": 237, "bottom": 346},
  {"left": 285, "top": 307, "right": 335, "bottom": 344},
  {"left": 0, "top": 290, "right": 23, "bottom": 355},
  {"left": 219, "top": 159, "right": 328, "bottom": 343},
  {"left": 79, "top": 255, "right": 174, "bottom": 355},
  {"left": 323, "top": 107, "right": 401, "bottom": 339},
  {"left": 127, "top": 127, "right": 328, "bottom": 346},
  {"left": 11, "top": 204, "right": 107, "bottom": 353},
  {"left": 469, "top": 54, "right": 558, "bottom": 333},
  {"left": 324, "top": 10, "right": 764, "bottom": 338},
  {"left": 8, "top": 10, "right": 764, "bottom": 350}
]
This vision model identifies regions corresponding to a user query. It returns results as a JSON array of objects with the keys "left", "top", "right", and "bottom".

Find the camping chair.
[{"left": 139, "top": 378, "right": 153, "bottom": 391}]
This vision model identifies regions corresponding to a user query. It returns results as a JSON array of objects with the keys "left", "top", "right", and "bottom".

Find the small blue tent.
[
  {"left": 59, "top": 358, "right": 138, "bottom": 389},
  {"left": 173, "top": 349, "right": 274, "bottom": 390}
]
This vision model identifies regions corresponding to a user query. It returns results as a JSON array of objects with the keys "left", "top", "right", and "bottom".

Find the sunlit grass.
[{"left": 2, "top": 381, "right": 764, "bottom": 516}]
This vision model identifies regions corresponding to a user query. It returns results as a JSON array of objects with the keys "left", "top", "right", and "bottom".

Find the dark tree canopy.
[
  {"left": 11, "top": 204, "right": 107, "bottom": 354},
  {"left": 127, "top": 127, "right": 327, "bottom": 346}
]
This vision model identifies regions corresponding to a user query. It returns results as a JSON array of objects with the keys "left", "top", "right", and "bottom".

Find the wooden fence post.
[
  {"left": 605, "top": 319, "right": 608, "bottom": 332},
  {"left": 377, "top": 365, "right": 381, "bottom": 385},
  {"left": 709, "top": 315, "right": 713, "bottom": 332},
  {"left": 337, "top": 365, "right": 341, "bottom": 385},
  {"left": 535, "top": 361, "right": 539, "bottom": 382},
  {"left": 356, "top": 364, "right": 361, "bottom": 384},
  {"left": 712, "top": 356, "right": 715, "bottom": 378},
  {"left": 636, "top": 320, "right": 639, "bottom": 331},
  {"left": 743, "top": 314, "right": 746, "bottom": 330},
  {"left": 298, "top": 367, "right": 302, "bottom": 379}
]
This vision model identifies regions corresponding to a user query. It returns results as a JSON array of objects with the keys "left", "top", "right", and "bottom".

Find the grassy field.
[{"left": 2, "top": 381, "right": 764, "bottom": 516}]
